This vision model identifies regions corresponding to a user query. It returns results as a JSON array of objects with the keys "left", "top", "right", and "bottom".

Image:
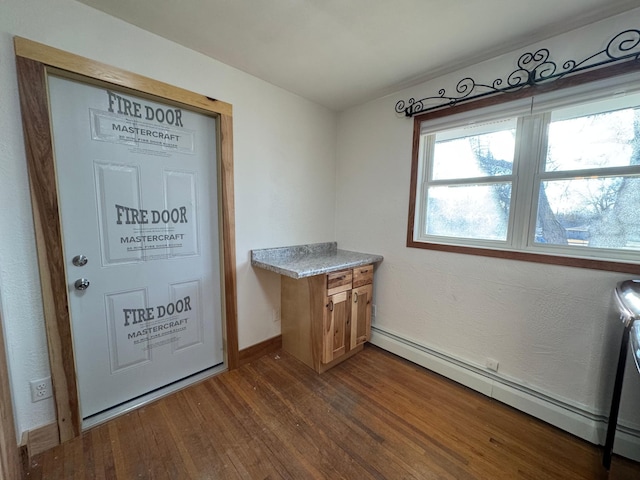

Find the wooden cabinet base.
[
  {"left": 281, "top": 275, "right": 325, "bottom": 373},
  {"left": 281, "top": 266, "right": 372, "bottom": 374},
  {"left": 315, "top": 344, "right": 363, "bottom": 373}
]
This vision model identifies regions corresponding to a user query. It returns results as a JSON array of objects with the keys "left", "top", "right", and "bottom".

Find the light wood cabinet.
[
  {"left": 323, "top": 290, "right": 349, "bottom": 364},
  {"left": 351, "top": 283, "right": 372, "bottom": 349},
  {"left": 281, "top": 264, "right": 374, "bottom": 373}
]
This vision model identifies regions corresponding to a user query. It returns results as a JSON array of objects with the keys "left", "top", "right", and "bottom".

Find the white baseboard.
[{"left": 370, "top": 326, "right": 640, "bottom": 462}]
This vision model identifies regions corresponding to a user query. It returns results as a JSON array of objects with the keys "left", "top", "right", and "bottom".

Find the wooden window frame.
[
  {"left": 14, "top": 37, "right": 239, "bottom": 442},
  {"left": 407, "top": 59, "right": 640, "bottom": 275}
]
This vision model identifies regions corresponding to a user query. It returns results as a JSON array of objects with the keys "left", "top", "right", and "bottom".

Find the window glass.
[
  {"left": 536, "top": 176, "right": 640, "bottom": 250},
  {"left": 432, "top": 120, "right": 516, "bottom": 180},
  {"left": 425, "top": 183, "right": 511, "bottom": 241},
  {"left": 546, "top": 107, "right": 638, "bottom": 172}
]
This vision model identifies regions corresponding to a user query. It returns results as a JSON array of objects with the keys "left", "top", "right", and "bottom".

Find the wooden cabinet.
[
  {"left": 322, "top": 290, "right": 349, "bottom": 364},
  {"left": 351, "top": 283, "right": 372, "bottom": 349},
  {"left": 281, "top": 264, "right": 374, "bottom": 373}
]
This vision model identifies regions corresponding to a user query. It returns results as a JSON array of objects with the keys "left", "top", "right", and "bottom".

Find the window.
[
  {"left": 419, "top": 118, "right": 517, "bottom": 243},
  {"left": 409, "top": 74, "right": 640, "bottom": 273}
]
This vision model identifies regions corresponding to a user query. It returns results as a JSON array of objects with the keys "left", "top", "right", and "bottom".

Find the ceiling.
[{"left": 77, "top": 0, "right": 640, "bottom": 111}]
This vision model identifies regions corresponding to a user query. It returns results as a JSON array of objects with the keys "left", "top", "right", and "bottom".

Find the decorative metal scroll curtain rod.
[{"left": 395, "top": 29, "right": 640, "bottom": 118}]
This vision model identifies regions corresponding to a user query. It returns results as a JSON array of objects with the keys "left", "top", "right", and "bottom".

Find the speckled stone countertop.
[{"left": 251, "top": 242, "right": 383, "bottom": 279}]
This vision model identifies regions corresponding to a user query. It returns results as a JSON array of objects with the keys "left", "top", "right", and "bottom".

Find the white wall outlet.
[
  {"left": 371, "top": 304, "right": 377, "bottom": 317},
  {"left": 486, "top": 358, "right": 499, "bottom": 372},
  {"left": 30, "top": 376, "right": 53, "bottom": 402},
  {"left": 272, "top": 307, "right": 281, "bottom": 323}
]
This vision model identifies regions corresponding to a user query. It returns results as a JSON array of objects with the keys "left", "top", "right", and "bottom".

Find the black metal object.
[
  {"left": 603, "top": 323, "right": 631, "bottom": 470},
  {"left": 603, "top": 279, "right": 640, "bottom": 470},
  {"left": 395, "top": 29, "right": 640, "bottom": 118}
]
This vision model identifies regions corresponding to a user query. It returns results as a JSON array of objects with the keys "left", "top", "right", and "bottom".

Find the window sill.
[{"left": 406, "top": 239, "right": 640, "bottom": 275}]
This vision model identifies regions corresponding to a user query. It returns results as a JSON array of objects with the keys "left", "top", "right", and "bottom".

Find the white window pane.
[
  {"left": 535, "top": 176, "right": 640, "bottom": 251},
  {"left": 425, "top": 183, "right": 511, "bottom": 241},
  {"left": 545, "top": 107, "right": 639, "bottom": 172},
  {"left": 432, "top": 125, "right": 516, "bottom": 181}
]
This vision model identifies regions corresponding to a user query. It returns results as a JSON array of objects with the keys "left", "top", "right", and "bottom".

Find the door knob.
[
  {"left": 74, "top": 278, "right": 90, "bottom": 291},
  {"left": 72, "top": 255, "right": 88, "bottom": 267}
]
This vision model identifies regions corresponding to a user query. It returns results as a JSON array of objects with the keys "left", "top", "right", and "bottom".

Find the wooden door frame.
[
  {"left": 14, "top": 37, "right": 239, "bottom": 443},
  {"left": 0, "top": 312, "right": 21, "bottom": 480}
]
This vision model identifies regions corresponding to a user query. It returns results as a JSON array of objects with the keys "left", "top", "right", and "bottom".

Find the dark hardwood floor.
[{"left": 26, "top": 345, "right": 640, "bottom": 479}]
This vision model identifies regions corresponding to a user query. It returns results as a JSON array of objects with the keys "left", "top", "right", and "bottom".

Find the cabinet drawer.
[
  {"left": 352, "top": 264, "right": 373, "bottom": 288},
  {"left": 327, "top": 269, "right": 352, "bottom": 296}
]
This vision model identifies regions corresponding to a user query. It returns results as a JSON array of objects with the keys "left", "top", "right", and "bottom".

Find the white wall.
[
  {"left": 0, "top": 0, "right": 336, "bottom": 438},
  {"left": 336, "top": 8, "right": 640, "bottom": 451}
]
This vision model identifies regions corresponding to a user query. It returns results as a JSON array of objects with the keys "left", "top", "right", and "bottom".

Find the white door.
[{"left": 47, "top": 75, "right": 224, "bottom": 419}]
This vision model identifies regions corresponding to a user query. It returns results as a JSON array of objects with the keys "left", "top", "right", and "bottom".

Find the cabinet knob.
[
  {"left": 353, "top": 292, "right": 358, "bottom": 303},
  {"left": 328, "top": 300, "right": 334, "bottom": 311}
]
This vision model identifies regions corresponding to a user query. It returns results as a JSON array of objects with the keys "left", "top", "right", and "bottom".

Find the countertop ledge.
[{"left": 251, "top": 242, "right": 383, "bottom": 279}]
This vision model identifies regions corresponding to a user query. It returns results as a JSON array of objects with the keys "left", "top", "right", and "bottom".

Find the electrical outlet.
[
  {"left": 371, "top": 304, "right": 377, "bottom": 317},
  {"left": 486, "top": 358, "right": 499, "bottom": 372},
  {"left": 272, "top": 307, "right": 281, "bottom": 323},
  {"left": 30, "top": 377, "right": 52, "bottom": 402}
]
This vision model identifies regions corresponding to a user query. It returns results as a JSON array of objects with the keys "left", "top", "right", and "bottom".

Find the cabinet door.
[
  {"left": 323, "top": 291, "right": 350, "bottom": 364},
  {"left": 351, "top": 284, "right": 372, "bottom": 349}
]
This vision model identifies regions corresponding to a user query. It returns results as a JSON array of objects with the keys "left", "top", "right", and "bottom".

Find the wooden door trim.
[
  {"left": 14, "top": 38, "right": 233, "bottom": 117},
  {"left": 14, "top": 37, "right": 239, "bottom": 441},
  {"left": 0, "top": 312, "right": 21, "bottom": 480}
]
